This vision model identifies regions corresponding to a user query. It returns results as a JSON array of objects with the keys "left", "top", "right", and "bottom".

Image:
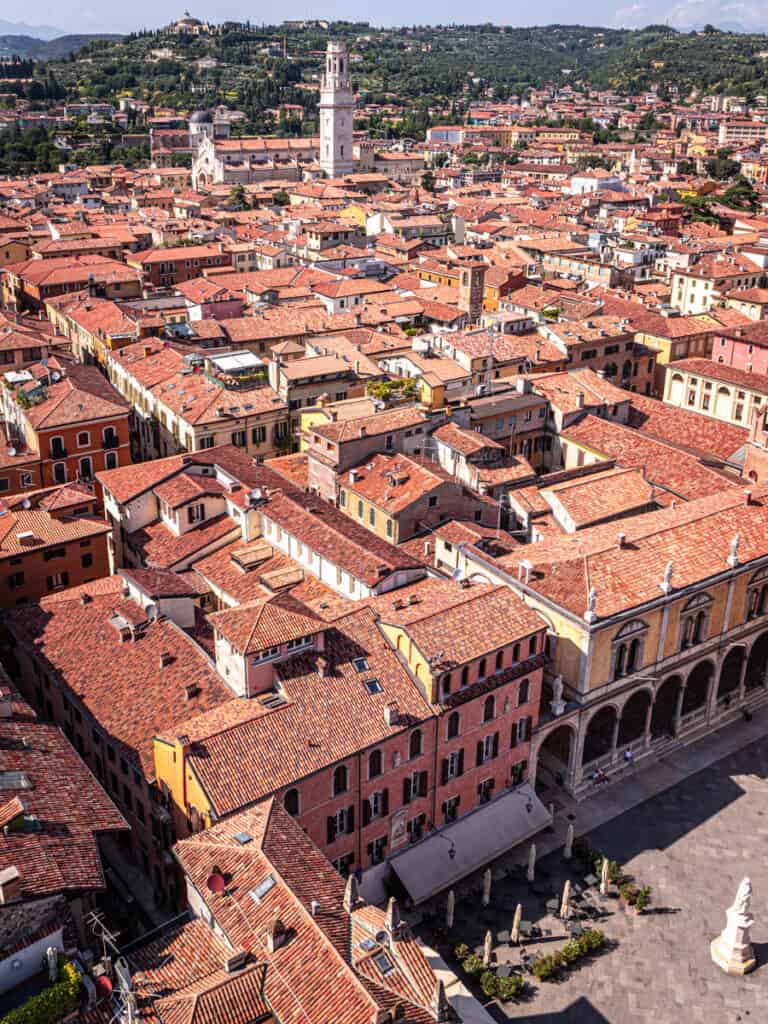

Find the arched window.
[
  {"left": 483, "top": 695, "right": 495, "bottom": 723},
  {"left": 368, "top": 749, "right": 382, "bottom": 779},
  {"left": 518, "top": 678, "right": 530, "bottom": 706},
  {"left": 447, "top": 711, "right": 460, "bottom": 739},
  {"left": 284, "top": 788, "right": 299, "bottom": 816},
  {"left": 409, "top": 729, "right": 422, "bottom": 760},
  {"left": 441, "top": 672, "right": 452, "bottom": 697},
  {"left": 460, "top": 666, "right": 469, "bottom": 687},
  {"left": 332, "top": 764, "right": 348, "bottom": 797},
  {"left": 747, "top": 567, "right": 768, "bottom": 622},
  {"left": 478, "top": 657, "right": 487, "bottom": 680},
  {"left": 611, "top": 620, "right": 648, "bottom": 681},
  {"left": 679, "top": 593, "right": 712, "bottom": 651},
  {"left": 495, "top": 650, "right": 504, "bottom": 672}
]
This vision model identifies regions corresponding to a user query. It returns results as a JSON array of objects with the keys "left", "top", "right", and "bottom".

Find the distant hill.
[
  {"left": 0, "top": 19, "right": 63, "bottom": 40},
  {"left": 0, "top": 33, "right": 120, "bottom": 59}
]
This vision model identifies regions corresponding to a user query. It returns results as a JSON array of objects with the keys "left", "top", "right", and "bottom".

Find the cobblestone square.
[{"left": 425, "top": 733, "right": 768, "bottom": 1024}]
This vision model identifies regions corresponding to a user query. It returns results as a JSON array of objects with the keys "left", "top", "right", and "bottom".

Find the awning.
[{"left": 389, "top": 783, "right": 551, "bottom": 905}]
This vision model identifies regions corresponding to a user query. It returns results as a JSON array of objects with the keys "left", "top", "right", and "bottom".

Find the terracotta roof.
[
  {"left": 209, "top": 593, "right": 322, "bottom": 654},
  {"left": 312, "top": 406, "right": 427, "bottom": 443},
  {"left": 626, "top": 392, "right": 748, "bottom": 463},
  {"left": 4, "top": 578, "right": 233, "bottom": 778},
  {"left": 561, "top": 414, "right": 741, "bottom": 501},
  {"left": 0, "top": 681, "right": 127, "bottom": 899},
  {"left": 666, "top": 357, "right": 768, "bottom": 395}
]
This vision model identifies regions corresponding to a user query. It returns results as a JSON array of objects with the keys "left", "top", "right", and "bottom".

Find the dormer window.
[
  {"left": 188, "top": 503, "right": 204, "bottom": 524},
  {"left": 286, "top": 634, "right": 313, "bottom": 651},
  {"left": 253, "top": 646, "right": 280, "bottom": 664}
]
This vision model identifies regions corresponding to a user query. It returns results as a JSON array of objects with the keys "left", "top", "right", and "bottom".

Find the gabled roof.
[{"left": 208, "top": 593, "right": 323, "bottom": 654}]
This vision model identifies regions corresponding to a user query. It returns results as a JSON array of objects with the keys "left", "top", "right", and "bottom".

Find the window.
[
  {"left": 46, "top": 572, "right": 69, "bottom": 590},
  {"left": 407, "top": 813, "right": 426, "bottom": 843},
  {"left": 188, "top": 503, "right": 205, "bottom": 524},
  {"left": 482, "top": 695, "right": 495, "bottom": 723},
  {"left": 528, "top": 635, "right": 537, "bottom": 656},
  {"left": 409, "top": 729, "right": 422, "bottom": 760},
  {"left": 105, "top": 451, "right": 118, "bottom": 470},
  {"left": 403, "top": 770, "right": 427, "bottom": 804},
  {"left": 251, "top": 426, "right": 266, "bottom": 444},
  {"left": 512, "top": 643, "right": 520, "bottom": 663},
  {"left": 253, "top": 646, "right": 280, "bottom": 663},
  {"left": 368, "top": 507, "right": 375, "bottom": 527},
  {"left": 50, "top": 436, "right": 66, "bottom": 458},
  {"left": 231, "top": 430, "right": 246, "bottom": 447},
  {"left": 79, "top": 457, "right": 93, "bottom": 481},
  {"left": 518, "top": 678, "right": 530, "bottom": 706},
  {"left": 679, "top": 593, "right": 712, "bottom": 650},
  {"left": 352, "top": 656, "right": 369, "bottom": 673},
  {"left": 53, "top": 463, "right": 67, "bottom": 485},
  {"left": 81, "top": 553, "right": 93, "bottom": 568},
  {"left": 477, "top": 732, "right": 499, "bottom": 765},
  {"left": 368, "top": 749, "right": 382, "bottom": 779},
  {"left": 363, "top": 678, "right": 382, "bottom": 694},
  {"left": 7, "top": 572, "right": 24, "bottom": 591},
  {"left": 478, "top": 777, "right": 495, "bottom": 804},
  {"left": 428, "top": 495, "right": 438, "bottom": 508},
  {"left": 357, "top": 500, "right": 364, "bottom": 519},
  {"left": 368, "top": 835, "right": 388, "bottom": 865},
  {"left": 495, "top": 650, "right": 503, "bottom": 673},
  {"left": 326, "top": 804, "right": 354, "bottom": 843},
  {"left": 441, "top": 748, "right": 464, "bottom": 783},
  {"left": 366, "top": 789, "right": 388, "bottom": 821},
  {"left": 386, "top": 519, "right": 393, "bottom": 538},
  {"left": 20, "top": 473, "right": 32, "bottom": 487},
  {"left": 77, "top": 431, "right": 90, "bottom": 448},
  {"left": 198, "top": 436, "right": 214, "bottom": 449},
  {"left": 332, "top": 764, "right": 348, "bottom": 797},
  {"left": 460, "top": 666, "right": 469, "bottom": 688},
  {"left": 284, "top": 788, "right": 300, "bottom": 816},
  {"left": 511, "top": 716, "right": 532, "bottom": 747},
  {"left": 442, "top": 794, "right": 460, "bottom": 823},
  {"left": 339, "top": 489, "right": 347, "bottom": 508},
  {"left": 43, "top": 547, "right": 65, "bottom": 561},
  {"left": 441, "top": 672, "right": 452, "bottom": 698},
  {"left": 746, "top": 567, "right": 768, "bottom": 621},
  {"left": 447, "top": 710, "right": 460, "bottom": 739},
  {"left": 611, "top": 619, "right": 648, "bottom": 680}
]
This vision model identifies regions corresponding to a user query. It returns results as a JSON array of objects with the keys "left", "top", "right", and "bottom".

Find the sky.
[{"left": 2, "top": 1, "right": 767, "bottom": 37}]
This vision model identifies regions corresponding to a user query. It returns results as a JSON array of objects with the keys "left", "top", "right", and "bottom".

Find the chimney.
[
  {"left": 318, "top": 655, "right": 329, "bottom": 678},
  {"left": 359, "top": 425, "right": 367, "bottom": 439},
  {"left": 0, "top": 866, "right": 21, "bottom": 904},
  {"left": 384, "top": 897, "right": 402, "bottom": 941},
  {"left": 342, "top": 874, "right": 362, "bottom": 913},
  {"left": 423, "top": 540, "right": 431, "bottom": 556},
  {"left": 265, "top": 917, "right": 287, "bottom": 953},
  {"left": 159, "top": 652, "right": 173, "bottom": 669},
  {"left": 384, "top": 702, "right": 399, "bottom": 727},
  {"left": 617, "top": 532, "right": 626, "bottom": 548},
  {"left": 310, "top": 899, "right": 321, "bottom": 917},
  {"left": 143, "top": 344, "right": 152, "bottom": 358},
  {"left": 744, "top": 489, "right": 753, "bottom": 506},
  {"left": 349, "top": 469, "right": 359, "bottom": 484},
  {"left": 576, "top": 392, "right": 585, "bottom": 409}
]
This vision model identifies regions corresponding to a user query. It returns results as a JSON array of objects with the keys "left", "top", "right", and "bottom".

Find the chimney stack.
[
  {"left": 0, "top": 866, "right": 21, "bottom": 904},
  {"left": 384, "top": 702, "right": 399, "bottom": 727},
  {"left": 576, "top": 392, "right": 585, "bottom": 409}
]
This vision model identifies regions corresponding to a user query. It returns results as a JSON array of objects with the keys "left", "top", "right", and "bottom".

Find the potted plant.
[
  {"left": 634, "top": 886, "right": 652, "bottom": 914},
  {"left": 497, "top": 974, "right": 524, "bottom": 1002},
  {"left": 453, "top": 942, "right": 469, "bottom": 962},
  {"left": 461, "top": 953, "right": 485, "bottom": 978}
]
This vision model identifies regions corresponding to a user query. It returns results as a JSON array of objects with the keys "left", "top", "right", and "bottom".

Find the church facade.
[{"left": 191, "top": 40, "right": 356, "bottom": 189}]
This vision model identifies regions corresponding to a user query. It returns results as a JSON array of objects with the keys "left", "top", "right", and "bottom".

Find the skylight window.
[
  {"left": 373, "top": 952, "right": 395, "bottom": 975},
  {"left": 352, "top": 656, "right": 369, "bottom": 672},
  {"left": 233, "top": 831, "right": 252, "bottom": 845},
  {"left": 250, "top": 875, "right": 276, "bottom": 903},
  {"left": 359, "top": 938, "right": 376, "bottom": 952},
  {"left": 364, "top": 679, "right": 383, "bottom": 695},
  {"left": 0, "top": 772, "right": 32, "bottom": 790}
]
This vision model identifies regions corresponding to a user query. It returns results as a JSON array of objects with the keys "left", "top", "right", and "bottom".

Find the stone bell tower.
[{"left": 319, "top": 39, "right": 355, "bottom": 178}]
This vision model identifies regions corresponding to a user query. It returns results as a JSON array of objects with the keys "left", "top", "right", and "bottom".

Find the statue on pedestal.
[
  {"left": 550, "top": 674, "right": 566, "bottom": 716},
  {"left": 711, "top": 877, "right": 756, "bottom": 976}
]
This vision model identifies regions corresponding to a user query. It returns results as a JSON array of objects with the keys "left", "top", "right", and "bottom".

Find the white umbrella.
[
  {"left": 560, "top": 879, "right": 571, "bottom": 920},
  {"left": 483, "top": 929, "right": 493, "bottom": 967},
  {"left": 446, "top": 889, "right": 455, "bottom": 930},
  {"left": 600, "top": 856, "right": 610, "bottom": 896},
  {"left": 482, "top": 867, "right": 492, "bottom": 907},
  {"left": 564, "top": 823, "right": 574, "bottom": 860},
  {"left": 526, "top": 842, "right": 537, "bottom": 883},
  {"left": 511, "top": 903, "right": 522, "bottom": 945}
]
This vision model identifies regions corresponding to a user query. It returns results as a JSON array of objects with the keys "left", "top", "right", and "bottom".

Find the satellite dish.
[
  {"left": 7, "top": 448, "right": 15, "bottom": 457},
  {"left": 51, "top": 371, "right": 61, "bottom": 382},
  {"left": 22, "top": 498, "right": 30, "bottom": 509},
  {"left": 94, "top": 976, "right": 112, "bottom": 999},
  {"left": 206, "top": 873, "right": 226, "bottom": 894}
]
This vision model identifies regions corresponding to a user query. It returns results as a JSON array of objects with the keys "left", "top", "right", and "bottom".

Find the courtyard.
[{"left": 417, "top": 730, "right": 768, "bottom": 1023}]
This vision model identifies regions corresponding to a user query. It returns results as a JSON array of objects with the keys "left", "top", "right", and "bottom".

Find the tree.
[
  {"left": 229, "top": 183, "right": 247, "bottom": 208},
  {"left": 421, "top": 169, "right": 436, "bottom": 192},
  {"left": 272, "top": 189, "right": 290, "bottom": 206}
]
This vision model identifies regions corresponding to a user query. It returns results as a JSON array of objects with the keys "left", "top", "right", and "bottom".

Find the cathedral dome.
[{"left": 190, "top": 109, "right": 212, "bottom": 125}]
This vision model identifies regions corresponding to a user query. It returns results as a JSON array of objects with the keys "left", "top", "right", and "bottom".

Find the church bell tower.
[{"left": 319, "top": 40, "right": 355, "bottom": 178}]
